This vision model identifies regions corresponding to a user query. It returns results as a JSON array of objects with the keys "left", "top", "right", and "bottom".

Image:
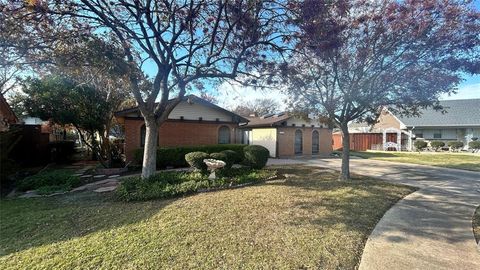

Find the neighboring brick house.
[
  {"left": 0, "top": 94, "right": 19, "bottom": 132},
  {"left": 240, "top": 113, "right": 332, "bottom": 157},
  {"left": 115, "top": 95, "right": 248, "bottom": 162}
]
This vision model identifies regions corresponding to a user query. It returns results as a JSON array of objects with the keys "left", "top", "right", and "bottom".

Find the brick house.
[
  {"left": 0, "top": 94, "right": 19, "bottom": 132},
  {"left": 240, "top": 113, "right": 332, "bottom": 157},
  {"left": 115, "top": 95, "right": 248, "bottom": 162}
]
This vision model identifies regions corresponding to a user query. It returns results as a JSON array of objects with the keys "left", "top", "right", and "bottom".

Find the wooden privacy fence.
[{"left": 332, "top": 133, "right": 397, "bottom": 151}]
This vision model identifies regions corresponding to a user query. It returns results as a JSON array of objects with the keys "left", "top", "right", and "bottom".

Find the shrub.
[
  {"left": 116, "top": 168, "right": 275, "bottom": 201},
  {"left": 430, "top": 141, "right": 445, "bottom": 151},
  {"left": 447, "top": 141, "right": 464, "bottom": 151},
  {"left": 209, "top": 152, "right": 232, "bottom": 169},
  {"left": 48, "top": 141, "right": 75, "bottom": 163},
  {"left": 185, "top": 152, "right": 210, "bottom": 172},
  {"left": 134, "top": 144, "right": 246, "bottom": 169},
  {"left": 16, "top": 169, "right": 81, "bottom": 193},
  {"left": 414, "top": 140, "right": 428, "bottom": 151},
  {"left": 469, "top": 141, "right": 480, "bottom": 150},
  {"left": 221, "top": 150, "right": 242, "bottom": 164},
  {"left": 243, "top": 145, "right": 270, "bottom": 169}
]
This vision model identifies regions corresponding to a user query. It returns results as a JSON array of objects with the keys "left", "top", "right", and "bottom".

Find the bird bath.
[{"left": 203, "top": 159, "right": 226, "bottom": 180}]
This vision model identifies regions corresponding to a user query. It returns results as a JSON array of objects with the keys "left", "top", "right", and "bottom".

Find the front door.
[{"left": 295, "top": 130, "right": 303, "bottom": 155}]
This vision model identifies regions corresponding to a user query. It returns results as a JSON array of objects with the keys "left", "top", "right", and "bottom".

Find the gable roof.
[
  {"left": 242, "top": 112, "right": 291, "bottom": 127},
  {"left": 396, "top": 99, "right": 480, "bottom": 127},
  {"left": 114, "top": 94, "right": 248, "bottom": 123}
]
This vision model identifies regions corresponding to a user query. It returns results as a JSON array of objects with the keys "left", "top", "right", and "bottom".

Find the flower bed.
[{"left": 116, "top": 168, "right": 276, "bottom": 201}]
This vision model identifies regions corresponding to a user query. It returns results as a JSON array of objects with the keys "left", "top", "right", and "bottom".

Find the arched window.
[
  {"left": 140, "top": 124, "right": 159, "bottom": 147},
  {"left": 295, "top": 129, "right": 303, "bottom": 155},
  {"left": 218, "top": 126, "right": 231, "bottom": 144},
  {"left": 312, "top": 130, "right": 319, "bottom": 154}
]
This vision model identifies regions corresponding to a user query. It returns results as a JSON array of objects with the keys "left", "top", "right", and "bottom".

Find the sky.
[{"left": 440, "top": 75, "right": 480, "bottom": 100}]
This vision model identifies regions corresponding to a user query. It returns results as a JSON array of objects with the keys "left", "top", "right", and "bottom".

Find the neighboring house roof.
[
  {"left": 348, "top": 122, "right": 370, "bottom": 128},
  {"left": 347, "top": 121, "right": 372, "bottom": 133},
  {"left": 396, "top": 99, "right": 480, "bottom": 127},
  {"left": 242, "top": 112, "right": 291, "bottom": 128},
  {"left": 114, "top": 94, "right": 249, "bottom": 123}
]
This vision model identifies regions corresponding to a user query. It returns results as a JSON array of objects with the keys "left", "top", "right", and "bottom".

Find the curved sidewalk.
[{"left": 305, "top": 158, "right": 480, "bottom": 270}]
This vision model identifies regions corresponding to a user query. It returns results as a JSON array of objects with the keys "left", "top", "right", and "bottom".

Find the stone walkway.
[
  {"left": 18, "top": 163, "right": 122, "bottom": 197},
  {"left": 303, "top": 158, "right": 480, "bottom": 270}
]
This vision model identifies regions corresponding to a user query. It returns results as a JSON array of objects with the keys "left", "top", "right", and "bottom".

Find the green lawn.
[
  {"left": 0, "top": 166, "right": 415, "bottom": 269},
  {"left": 350, "top": 151, "right": 480, "bottom": 171},
  {"left": 474, "top": 206, "right": 480, "bottom": 243}
]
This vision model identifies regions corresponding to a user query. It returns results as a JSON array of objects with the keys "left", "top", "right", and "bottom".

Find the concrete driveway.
[{"left": 269, "top": 158, "right": 480, "bottom": 270}]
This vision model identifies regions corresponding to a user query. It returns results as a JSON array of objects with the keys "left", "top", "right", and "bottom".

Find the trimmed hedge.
[
  {"left": 447, "top": 141, "right": 464, "bottom": 150},
  {"left": 430, "top": 141, "right": 445, "bottom": 151},
  {"left": 221, "top": 150, "right": 242, "bottom": 164},
  {"left": 414, "top": 140, "right": 428, "bottom": 151},
  {"left": 134, "top": 144, "right": 246, "bottom": 169},
  {"left": 185, "top": 152, "right": 210, "bottom": 172},
  {"left": 469, "top": 141, "right": 480, "bottom": 150},
  {"left": 243, "top": 145, "right": 270, "bottom": 169}
]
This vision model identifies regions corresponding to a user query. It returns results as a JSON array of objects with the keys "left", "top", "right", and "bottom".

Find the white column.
[
  {"left": 397, "top": 131, "right": 401, "bottom": 151},
  {"left": 408, "top": 130, "right": 413, "bottom": 151},
  {"left": 382, "top": 130, "right": 387, "bottom": 151}
]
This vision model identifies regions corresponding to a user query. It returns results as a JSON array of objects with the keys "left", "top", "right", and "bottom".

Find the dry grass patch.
[{"left": 0, "top": 166, "right": 415, "bottom": 269}]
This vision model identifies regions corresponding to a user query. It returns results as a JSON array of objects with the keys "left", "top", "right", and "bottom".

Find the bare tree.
[
  {"left": 9, "top": 0, "right": 289, "bottom": 178},
  {"left": 59, "top": 0, "right": 290, "bottom": 178},
  {"left": 280, "top": 0, "right": 479, "bottom": 179},
  {"left": 232, "top": 98, "right": 280, "bottom": 116}
]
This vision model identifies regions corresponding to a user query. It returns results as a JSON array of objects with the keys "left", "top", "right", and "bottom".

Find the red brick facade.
[
  {"left": 277, "top": 127, "right": 332, "bottom": 157},
  {"left": 124, "top": 118, "right": 239, "bottom": 162}
]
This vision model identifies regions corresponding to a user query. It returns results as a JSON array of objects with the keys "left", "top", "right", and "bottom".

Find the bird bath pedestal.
[{"left": 203, "top": 159, "right": 226, "bottom": 180}]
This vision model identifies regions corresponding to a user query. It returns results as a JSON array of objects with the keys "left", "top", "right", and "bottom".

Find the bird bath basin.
[{"left": 203, "top": 159, "right": 226, "bottom": 180}]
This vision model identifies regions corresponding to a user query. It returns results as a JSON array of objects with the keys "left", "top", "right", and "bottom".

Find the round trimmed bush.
[
  {"left": 209, "top": 152, "right": 232, "bottom": 168},
  {"left": 414, "top": 140, "right": 428, "bottom": 151},
  {"left": 185, "top": 152, "right": 210, "bottom": 172},
  {"left": 469, "top": 141, "right": 480, "bottom": 150},
  {"left": 243, "top": 145, "right": 270, "bottom": 169},
  {"left": 447, "top": 141, "right": 464, "bottom": 150},
  {"left": 430, "top": 141, "right": 445, "bottom": 151},
  {"left": 221, "top": 149, "right": 241, "bottom": 164}
]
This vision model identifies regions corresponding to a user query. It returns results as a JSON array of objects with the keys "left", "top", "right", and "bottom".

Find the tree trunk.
[
  {"left": 340, "top": 123, "right": 351, "bottom": 180},
  {"left": 141, "top": 119, "right": 159, "bottom": 179}
]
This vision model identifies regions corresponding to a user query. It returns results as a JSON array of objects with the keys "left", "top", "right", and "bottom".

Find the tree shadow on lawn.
[
  {"left": 0, "top": 192, "right": 174, "bottom": 256},
  {"left": 266, "top": 166, "right": 416, "bottom": 232},
  {"left": 268, "top": 166, "right": 479, "bottom": 246},
  {"left": 350, "top": 151, "right": 399, "bottom": 158}
]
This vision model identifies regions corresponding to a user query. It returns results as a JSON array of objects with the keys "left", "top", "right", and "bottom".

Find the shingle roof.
[
  {"left": 396, "top": 99, "right": 480, "bottom": 127},
  {"left": 114, "top": 94, "right": 248, "bottom": 123},
  {"left": 242, "top": 112, "right": 291, "bottom": 127}
]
